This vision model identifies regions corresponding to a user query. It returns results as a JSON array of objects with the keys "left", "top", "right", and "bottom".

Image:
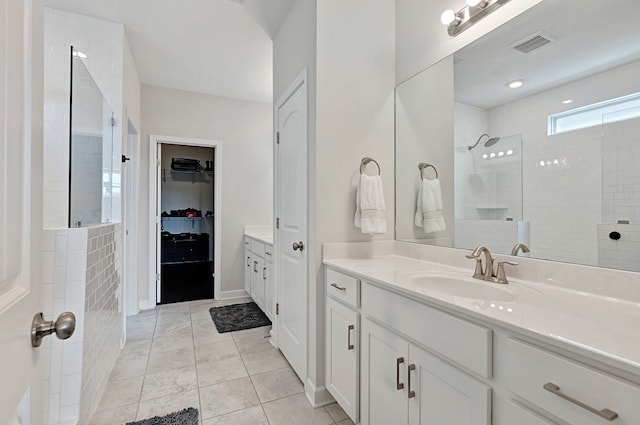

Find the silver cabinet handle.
[
  {"left": 396, "top": 357, "right": 405, "bottom": 390},
  {"left": 347, "top": 324, "right": 355, "bottom": 350},
  {"left": 543, "top": 382, "right": 618, "bottom": 421},
  {"left": 263, "top": 267, "right": 267, "bottom": 280},
  {"left": 330, "top": 283, "right": 346, "bottom": 291},
  {"left": 31, "top": 312, "right": 76, "bottom": 347},
  {"left": 253, "top": 261, "right": 258, "bottom": 273},
  {"left": 408, "top": 364, "right": 416, "bottom": 398},
  {"left": 292, "top": 241, "right": 304, "bottom": 252}
]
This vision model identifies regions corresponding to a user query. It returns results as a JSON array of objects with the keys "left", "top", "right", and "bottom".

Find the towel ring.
[
  {"left": 360, "top": 157, "right": 381, "bottom": 175},
  {"left": 418, "top": 163, "right": 438, "bottom": 179}
]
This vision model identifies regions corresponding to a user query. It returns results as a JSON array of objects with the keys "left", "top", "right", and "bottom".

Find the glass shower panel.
[{"left": 69, "top": 46, "right": 114, "bottom": 227}]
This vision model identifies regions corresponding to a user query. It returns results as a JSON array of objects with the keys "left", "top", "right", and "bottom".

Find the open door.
[{"left": 0, "top": 0, "right": 46, "bottom": 423}]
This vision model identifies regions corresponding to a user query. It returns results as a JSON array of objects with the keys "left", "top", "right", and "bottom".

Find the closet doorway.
[{"left": 149, "top": 136, "right": 222, "bottom": 305}]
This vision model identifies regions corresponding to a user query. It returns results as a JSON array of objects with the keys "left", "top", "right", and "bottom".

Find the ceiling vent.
[{"left": 511, "top": 31, "right": 556, "bottom": 54}]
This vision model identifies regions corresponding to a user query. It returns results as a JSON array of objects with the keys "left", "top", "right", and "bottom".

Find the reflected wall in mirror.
[
  {"left": 69, "top": 46, "right": 114, "bottom": 228},
  {"left": 395, "top": 0, "right": 640, "bottom": 272}
]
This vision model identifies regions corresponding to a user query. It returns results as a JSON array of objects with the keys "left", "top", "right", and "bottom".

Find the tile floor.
[{"left": 90, "top": 298, "right": 354, "bottom": 425}]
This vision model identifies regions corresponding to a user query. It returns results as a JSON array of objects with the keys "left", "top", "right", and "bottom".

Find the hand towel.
[
  {"left": 416, "top": 178, "right": 446, "bottom": 233},
  {"left": 354, "top": 174, "right": 387, "bottom": 234}
]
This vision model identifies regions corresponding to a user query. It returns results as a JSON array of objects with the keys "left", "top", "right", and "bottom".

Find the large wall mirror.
[{"left": 395, "top": 0, "right": 640, "bottom": 272}]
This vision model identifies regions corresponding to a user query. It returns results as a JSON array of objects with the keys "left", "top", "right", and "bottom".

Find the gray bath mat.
[
  {"left": 209, "top": 301, "right": 271, "bottom": 333},
  {"left": 126, "top": 407, "right": 198, "bottom": 425}
]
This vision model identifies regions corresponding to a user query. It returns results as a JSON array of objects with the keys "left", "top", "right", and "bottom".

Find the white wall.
[
  {"left": 139, "top": 85, "right": 272, "bottom": 303},
  {"left": 396, "top": 0, "right": 544, "bottom": 83},
  {"left": 43, "top": 8, "right": 124, "bottom": 227}
]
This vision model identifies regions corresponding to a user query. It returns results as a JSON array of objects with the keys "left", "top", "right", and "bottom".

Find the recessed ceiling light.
[
  {"left": 562, "top": 99, "right": 573, "bottom": 104},
  {"left": 508, "top": 80, "right": 524, "bottom": 89}
]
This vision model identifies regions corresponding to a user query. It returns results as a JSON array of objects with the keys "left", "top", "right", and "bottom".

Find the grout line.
[{"left": 188, "top": 302, "right": 205, "bottom": 425}]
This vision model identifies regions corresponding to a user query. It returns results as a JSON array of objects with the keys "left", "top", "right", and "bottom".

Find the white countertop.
[
  {"left": 244, "top": 225, "right": 273, "bottom": 245},
  {"left": 323, "top": 254, "right": 640, "bottom": 376}
]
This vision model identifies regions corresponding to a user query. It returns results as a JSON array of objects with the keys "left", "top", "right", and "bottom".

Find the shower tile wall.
[
  {"left": 43, "top": 8, "right": 124, "bottom": 228},
  {"left": 41, "top": 224, "right": 122, "bottom": 425},
  {"left": 487, "top": 59, "right": 640, "bottom": 267}
]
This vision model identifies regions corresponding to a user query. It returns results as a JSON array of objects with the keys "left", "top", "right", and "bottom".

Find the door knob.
[
  {"left": 292, "top": 241, "right": 304, "bottom": 252},
  {"left": 31, "top": 312, "right": 76, "bottom": 347}
]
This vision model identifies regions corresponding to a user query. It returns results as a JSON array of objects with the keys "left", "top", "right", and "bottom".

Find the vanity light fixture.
[
  {"left": 441, "top": 0, "right": 510, "bottom": 37},
  {"left": 508, "top": 79, "right": 524, "bottom": 89}
]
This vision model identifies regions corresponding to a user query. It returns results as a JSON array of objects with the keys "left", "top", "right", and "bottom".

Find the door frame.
[
  {"left": 147, "top": 135, "right": 222, "bottom": 307},
  {"left": 273, "top": 68, "right": 308, "bottom": 371}
]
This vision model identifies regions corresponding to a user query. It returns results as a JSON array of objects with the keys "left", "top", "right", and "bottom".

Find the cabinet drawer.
[
  {"left": 326, "top": 268, "right": 360, "bottom": 307},
  {"left": 250, "top": 239, "right": 265, "bottom": 257},
  {"left": 504, "top": 400, "right": 559, "bottom": 425},
  {"left": 505, "top": 338, "right": 640, "bottom": 425},
  {"left": 362, "top": 282, "right": 492, "bottom": 378}
]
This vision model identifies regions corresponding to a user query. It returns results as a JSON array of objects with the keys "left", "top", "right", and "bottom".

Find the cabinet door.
[
  {"left": 251, "top": 256, "right": 265, "bottom": 310},
  {"left": 244, "top": 242, "right": 251, "bottom": 295},
  {"left": 361, "top": 319, "right": 409, "bottom": 425},
  {"left": 326, "top": 298, "right": 359, "bottom": 422},
  {"left": 264, "top": 252, "right": 274, "bottom": 320},
  {"left": 408, "top": 344, "right": 491, "bottom": 425},
  {"left": 504, "top": 400, "right": 559, "bottom": 425}
]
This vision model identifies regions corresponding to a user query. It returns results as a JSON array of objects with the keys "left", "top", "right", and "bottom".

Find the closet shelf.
[
  {"left": 161, "top": 216, "right": 213, "bottom": 221},
  {"left": 162, "top": 169, "right": 213, "bottom": 183},
  {"left": 475, "top": 205, "right": 508, "bottom": 210}
]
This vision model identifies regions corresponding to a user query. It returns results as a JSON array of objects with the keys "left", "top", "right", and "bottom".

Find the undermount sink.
[{"left": 409, "top": 274, "right": 515, "bottom": 301}]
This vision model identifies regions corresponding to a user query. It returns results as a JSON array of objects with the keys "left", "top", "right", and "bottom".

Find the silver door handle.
[
  {"left": 330, "top": 283, "right": 346, "bottom": 291},
  {"left": 31, "top": 312, "right": 76, "bottom": 347},
  {"left": 292, "top": 241, "right": 304, "bottom": 252},
  {"left": 347, "top": 324, "right": 355, "bottom": 350},
  {"left": 396, "top": 357, "right": 405, "bottom": 390},
  {"left": 543, "top": 382, "right": 618, "bottom": 421}
]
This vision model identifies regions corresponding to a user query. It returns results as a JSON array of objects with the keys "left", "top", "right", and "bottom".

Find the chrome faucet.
[
  {"left": 466, "top": 246, "right": 518, "bottom": 284},
  {"left": 465, "top": 246, "right": 495, "bottom": 281},
  {"left": 511, "top": 243, "right": 530, "bottom": 256}
]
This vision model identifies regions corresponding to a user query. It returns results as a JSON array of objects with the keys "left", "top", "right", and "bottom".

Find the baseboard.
[
  {"left": 219, "top": 289, "right": 249, "bottom": 300},
  {"left": 305, "top": 378, "right": 335, "bottom": 408}
]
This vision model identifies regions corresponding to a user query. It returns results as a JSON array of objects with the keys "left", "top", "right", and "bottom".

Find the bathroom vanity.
[
  {"left": 244, "top": 226, "right": 274, "bottom": 320},
  {"left": 323, "top": 242, "right": 640, "bottom": 425}
]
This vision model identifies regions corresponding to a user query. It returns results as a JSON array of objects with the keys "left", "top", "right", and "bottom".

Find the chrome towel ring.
[
  {"left": 360, "top": 157, "right": 381, "bottom": 175},
  {"left": 418, "top": 163, "right": 438, "bottom": 179}
]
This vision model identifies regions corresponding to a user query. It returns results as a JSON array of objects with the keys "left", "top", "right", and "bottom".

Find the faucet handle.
[
  {"left": 466, "top": 254, "right": 484, "bottom": 278},
  {"left": 496, "top": 261, "right": 518, "bottom": 284}
]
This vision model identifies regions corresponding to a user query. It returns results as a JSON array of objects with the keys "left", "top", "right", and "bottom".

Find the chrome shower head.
[{"left": 468, "top": 134, "right": 500, "bottom": 150}]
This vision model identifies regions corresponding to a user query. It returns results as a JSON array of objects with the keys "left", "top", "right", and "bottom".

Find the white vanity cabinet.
[
  {"left": 360, "top": 296, "right": 491, "bottom": 425},
  {"left": 325, "top": 268, "right": 361, "bottom": 423},
  {"left": 244, "top": 236, "right": 274, "bottom": 320}
]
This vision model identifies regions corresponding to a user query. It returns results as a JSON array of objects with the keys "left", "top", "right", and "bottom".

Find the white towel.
[
  {"left": 354, "top": 174, "right": 387, "bottom": 234},
  {"left": 415, "top": 178, "right": 446, "bottom": 233}
]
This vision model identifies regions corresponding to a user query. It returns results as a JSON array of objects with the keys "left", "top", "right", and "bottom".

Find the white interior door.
[
  {"left": 155, "top": 143, "right": 162, "bottom": 304},
  {"left": 0, "top": 0, "right": 45, "bottom": 423},
  {"left": 275, "top": 70, "right": 308, "bottom": 381}
]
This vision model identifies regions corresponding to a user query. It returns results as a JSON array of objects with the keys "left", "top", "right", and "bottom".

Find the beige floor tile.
[
  {"left": 241, "top": 348, "right": 288, "bottom": 376},
  {"left": 202, "top": 405, "right": 269, "bottom": 425},
  {"left": 193, "top": 326, "right": 234, "bottom": 347},
  {"left": 155, "top": 318, "right": 193, "bottom": 335},
  {"left": 234, "top": 335, "right": 273, "bottom": 355},
  {"left": 199, "top": 377, "right": 260, "bottom": 420},
  {"left": 151, "top": 333, "right": 194, "bottom": 354},
  {"left": 136, "top": 388, "right": 200, "bottom": 421},
  {"left": 157, "top": 302, "right": 191, "bottom": 315},
  {"left": 147, "top": 347, "right": 195, "bottom": 374},
  {"left": 196, "top": 356, "right": 247, "bottom": 388},
  {"left": 109, "top": 355, "right": 148, "bottom": 381},
  {"left": 250, "top": 367, "right": 304, "bottom": 403},
  {"left": 88, "top": 402, "right": 138, "bottom": 425},
  {"left": 97, "top": 375, "right": 144, "bottom": 411},
  {"left": 122, "top": 338, "right": 153, "bottom": 357},
  {"left": 231, "top": 325, "right": 271, "bottom": 341},
  {"left": 262, "top": 393, "right": 334, "bottom": 425},
  {"left": 195, "top": 340, "right": 240, "bottom": 363},
  {"left": 141, "top": 365, "right": 197, "bottom": 401},
  {"left": 325, "top": 403, "right": 349, "bottom": 422},
  {"left": 334, "top": 420, "right": 355, "bottom": 425},
  {"left": 127, "top": 326, "right": 155, "bottom": 341}
]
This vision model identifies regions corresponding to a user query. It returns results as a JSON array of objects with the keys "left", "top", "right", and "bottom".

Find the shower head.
[{"left": 468, "top": 134, "right": 500, "bottom": 150}]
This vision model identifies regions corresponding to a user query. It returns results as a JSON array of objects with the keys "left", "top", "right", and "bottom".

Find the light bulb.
[
  {"left": 508, "top": 80, "right": 524, "bottom": 89},
  {"left": 498, "top": 151, "right": 504, "bottom": 157},
  {"left": 506, "top": 149, "right": 514, "bottom": 155},
  {"left": 482, "top": 154, "right": 488, "bottom": 159},
  {"left": 539, "top": 161, "right": 545, "bottom": 166},
  {"left": 440, "top": 9, "right": 458, "bottom": 26},
  {"left": 489, "top": 153, "right": 496, "bottom": 158},
  {"left": 466, "top": 0, "right": 487, "bottom": 7}
]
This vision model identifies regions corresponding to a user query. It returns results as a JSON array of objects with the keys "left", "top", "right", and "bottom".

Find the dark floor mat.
[
  {"left": 125, "top": 407, "right": 198, "bottom": 425},
  {"left": 209, "top": 301, "right": 271, "bottom": 333}
]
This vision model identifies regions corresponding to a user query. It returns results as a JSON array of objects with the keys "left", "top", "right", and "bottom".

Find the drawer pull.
[
  {"left": 396, "top": 357, "right": 405, "bottom": 390},
  {"left": 247, "top": 256, "right": 251, "bottom": 267},
  {"left": 263, "top": 267, "right": 267, "bottom": 280},
  {"left": 408, "top": 364, "right": 416, "bottom": 399},
  {"left": 254, "top": 261, "right": 258, "bottom": 273},
  {"left": 347, "top": 324, "right": 354, "bottom": 350},
  {"left": 330, "top": 283, "right": 346, "bottom": 291},
  {"left": 543, "top": 382, "right": 618, "bottom": 421}
]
